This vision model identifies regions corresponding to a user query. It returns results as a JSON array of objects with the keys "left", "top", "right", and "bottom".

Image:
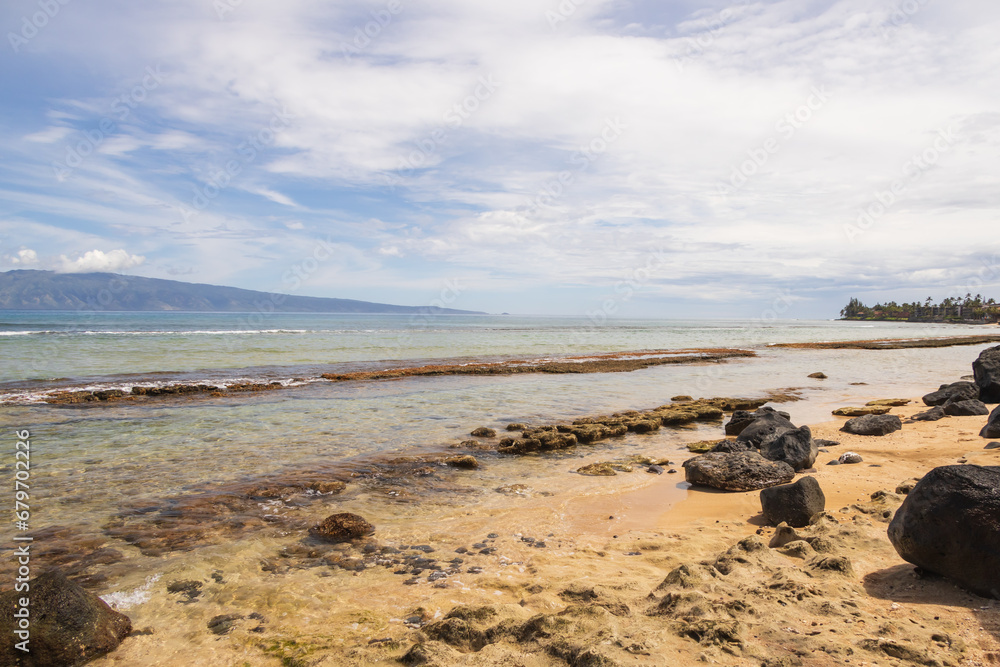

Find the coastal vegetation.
[{"left": 840, "top": 294, "right": 1000, "bottom": 322}]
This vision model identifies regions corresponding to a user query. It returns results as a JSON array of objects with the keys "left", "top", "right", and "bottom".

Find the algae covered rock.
[{"left": 309, "top": 512, "right": 374, "bottom": 542}]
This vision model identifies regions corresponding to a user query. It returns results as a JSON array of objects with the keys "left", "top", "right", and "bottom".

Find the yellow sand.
[{"left": 95, "top": 400, "right": 1000, "bottom": 666}]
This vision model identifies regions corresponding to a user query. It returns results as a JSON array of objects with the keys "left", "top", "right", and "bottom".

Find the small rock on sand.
[
  {"left": 808, "top": 372, "right": 827, "bottom": 379},
  {"left": 683, "top": 451, "right": 795, "bottom": 492},
  {"left": 838, "top": 452, "right": 863, "bottom": 464},
  {"left": 943, "top": 398, "right": 989, "bottom": 416},
  {"left": 922, "top": 381, "right": 978, "bottom": 406},
  {"left": 841, "top": 414, "right": 901, "bottom": 436},
  {"left": 909, "top": 406, "right": 946, "bottom": 422},
  {"left": 759, "top": 476, "right": 825, "bottom": 527}
]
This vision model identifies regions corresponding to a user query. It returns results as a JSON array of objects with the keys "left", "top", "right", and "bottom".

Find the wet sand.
[{"left": 84, "top": 399, "right": 1000, "bottom": 666}]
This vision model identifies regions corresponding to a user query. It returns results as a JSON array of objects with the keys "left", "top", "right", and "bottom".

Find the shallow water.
[{"left": 0, "top": 313, "right": 995, "bottom": 664}]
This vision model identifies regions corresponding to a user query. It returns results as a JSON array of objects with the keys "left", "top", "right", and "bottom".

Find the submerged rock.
[
  {"left": 470, "top": 427, "right": 496, "bottom": 438},
  {"left": 841, "top": 414, "right": 901, "bottom": 436},
  {"left": 759, "top": 476, "right": 825, "bottom": 527},
  {"left": 973, "top": 345, "right": 1000, "bottom": 403},
  {"left": 444, "top": 455, "right": 480, "bottom": 470},
  {"left": 0, "top": 570, "right": 132, "bottom": 666},
  {"left": 888, "top": 465, "right": 1000, "bottom": 597},
  {"left": 309, "top": 513, "right": 375, "bottom": 542},
  {"left": 577, "top": 462, "right": 617, "bottom": 476},
  {"left": 682, "top": 451, "right": 795, "bottom": 492},
  {"left": 808, "top": 372, "right": 827, "bottom": 379}
]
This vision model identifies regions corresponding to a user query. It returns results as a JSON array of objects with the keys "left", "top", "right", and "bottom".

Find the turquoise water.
[{"left": 0, "top": 310, "right": 991, "bottom": 387}]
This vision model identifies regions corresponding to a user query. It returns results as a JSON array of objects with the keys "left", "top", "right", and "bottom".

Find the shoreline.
[{"left": 4, "top": 342, "right": 1000, "bottom": 665}]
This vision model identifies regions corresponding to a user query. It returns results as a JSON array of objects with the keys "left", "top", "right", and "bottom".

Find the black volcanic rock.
[
  {"left": 736, "top": 412, "right": 795, "bottom": 449},
  {"left": 973, "top": 346, "right": 1000, "bottom": 403},
  {"left": 0, "top": 269, "right": 485, "bottom": 314},
  {"left": 760, "top": 477, "right": 825, "bottom": 527},
  {"left": 887, "top": 465, "right": 1000, "bottom": 597},
  {"left": 683, "top": 451, "right": 795, "bottom": 492},
  {"left": 943, "top": 398, "right": 989, "bottom": 416},
  {"left": 761, "top": 425, "right": 817, "bottom": 472},
  {"left": 0, "top": 570, "right": 132, "bottom": 666},
  {"left": 710, "top": 439, "right": 753, "bottom": 454},
  {"left": 841, "top": 414, "right": 902, "bottom": 436},
  {"left": 922, "top": 381, "right": 978, "bottom": 407},
  {"left": 724, "top": 407, "right": 791, "bottom": 437},
  {"left": 909, "top": 406, "right": 946, "bottom": 422},
  {"left": 980, "top": 405, "right": 1000, "bottom": 439}
]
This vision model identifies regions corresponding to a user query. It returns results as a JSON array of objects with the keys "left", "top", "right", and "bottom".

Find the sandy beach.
[{"left": 77, "top": 393, "right": 1000, "bottom": 667}]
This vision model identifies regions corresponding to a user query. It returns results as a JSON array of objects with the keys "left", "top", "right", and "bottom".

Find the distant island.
[
  {"left": 840, "top": 295, "right": 999, "bottom": 323},
  {"left": 0, "top": 270, "right": 486, "bottom": 314}
]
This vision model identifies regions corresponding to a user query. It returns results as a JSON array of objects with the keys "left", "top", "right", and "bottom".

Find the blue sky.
[{"left": 1, "top": 0, "right": 999, "bottom": 317}]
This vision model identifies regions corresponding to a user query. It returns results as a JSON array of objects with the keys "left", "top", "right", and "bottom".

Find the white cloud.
[
  {"left": 23, "top": 126, "right": 73, "bottom": 143},
  {"left": 3, "top": 0, "right": 1000, "bottom": 314},
  {"left": 12, "top": 249, "right": 39, "bottom": 265},
  {"left": 249, "top": 187, "right": 297, "bottom": 207},
  {"left": 58, "top": 249, "right": 146, "bottom": 273}
]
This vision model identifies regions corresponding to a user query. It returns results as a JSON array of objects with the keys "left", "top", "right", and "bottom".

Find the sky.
[{"left": 1, "top": 0, "right": 999, "bottom": 318}]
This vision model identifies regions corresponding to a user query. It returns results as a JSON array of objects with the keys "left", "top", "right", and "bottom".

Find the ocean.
[{"left": 0, "top": 311, "right": 996, "bottom": 663}]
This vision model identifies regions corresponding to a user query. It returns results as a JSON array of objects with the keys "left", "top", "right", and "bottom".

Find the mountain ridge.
[{"left": 0, "top": 270, "right": 486, "bottom": 314}]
